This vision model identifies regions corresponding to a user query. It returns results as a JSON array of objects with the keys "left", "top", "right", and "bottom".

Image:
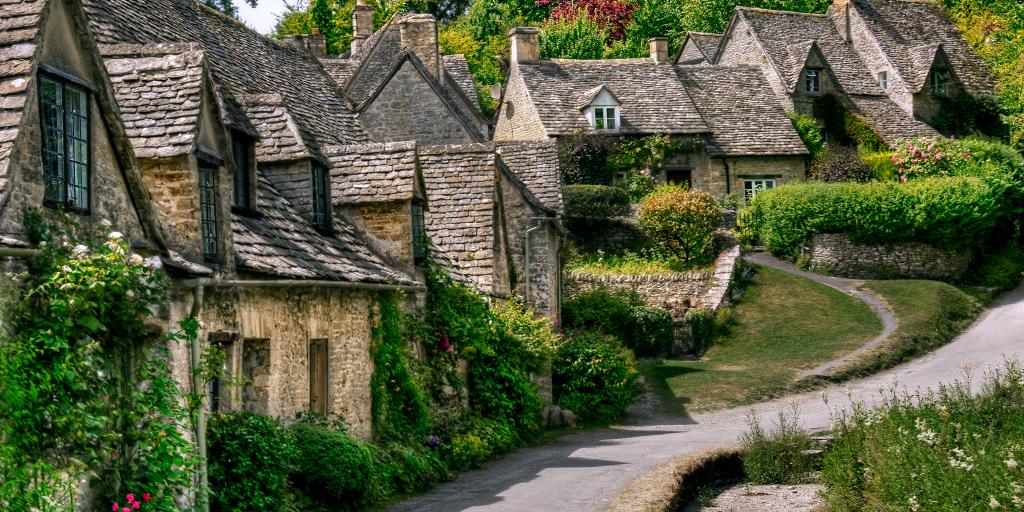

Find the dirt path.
[{"left": 386, "top": 284, "right": 1024, "bottom": 512}]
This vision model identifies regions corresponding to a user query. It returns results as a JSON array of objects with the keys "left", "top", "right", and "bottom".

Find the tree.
[
  {"left": 608, "top": 0, "right": 682, "bottom": 58},
  {"left": 549, "top": 0, "right": 636, "bottom": 42},
  {"left": 273, "top": 1, "right": 314, "bottom": 39},
  {"left": 540, "top": 13, "right": 609, "bottom": 60},
  {"left": 203, "top": 0, "right": 258, "bottom": 18},
  {"left": 637, "top": 185, "right": 721, "bottom": 262}
]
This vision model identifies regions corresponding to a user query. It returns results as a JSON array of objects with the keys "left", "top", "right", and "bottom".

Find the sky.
[{"left": 237, "top": 0, "right": 290, "bottom": 35}]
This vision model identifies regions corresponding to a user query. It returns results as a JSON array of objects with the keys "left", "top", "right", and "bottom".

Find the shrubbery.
[
  {"left": 891, "top": 136, "right": 1024, "bottom": 182},
  {"left": 563, "top": 184, "right": 631, "bottom": 218},
  {"left": 637, "top": 185, "right": 721, "bottom": 262},
  {"left": 289, "top": 422, "right": 375, "bottom": 509},
  {"left": 553, "top": 333, "right": 640, "bottom": 423},
  {"left": 809, "top": 144, "right": 875, "bottom": 183},
  {"left": 539, "top": 12, "right": 608, "bottom": 60},
  {"left": 789, "top": 113, "right": 825, "bottom": 160},
  {"left": 208, "top": 412, "right": 293, "bottom": 512},
  {"left": 562, "top": 288, "right": 674, "bottom": 357}
]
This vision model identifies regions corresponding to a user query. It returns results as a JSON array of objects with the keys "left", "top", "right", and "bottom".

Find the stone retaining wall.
[
  {"left": 565, "top": 270, "right": 713, "bottom": 310},
  {"left": 808, "top": 234, "right": 972, "bottom": 280}
]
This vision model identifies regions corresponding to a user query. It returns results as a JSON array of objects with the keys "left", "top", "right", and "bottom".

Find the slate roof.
[
  {"left": 0, "top": 0, "right": 46, "bottom": 197},
  {"left": 232, "top": 172, "right": 415, "bottom": 284},
  {"left": 100, "top": 43, "right": 206, "bottom": 159},
  {"left": 676, "top": 66, "right": 810, "bottom": 157},
  {"left": 418, "top": 144, "right": 500, "bottom": 292},
  {"left": 443, "top": 54, "right": 484, "bottom": 118},
  {"left": 495, "top": 141, "right": 563, "bottom": 214},
  {"left": 849, "top": 0, "right": 994, "bottom": 96},
  {"left": 515, "top": 59, "right": 710, "bottom": 136},
  {"left": 336, "top": 13, "right": 403, "bottom": 106},
  {"left": 324, "top": 142, "right": 420, "bottom": 204},
  {"left": 736, "top": 7, "right": 883, "bottom": 96},
  {"left": 237, "top": 93, "right": 312, "bottom": 163},
  {"left": 677, "top": 32, "right": 722, "bottom": 64},
  {"left": 847, "top": 94, "right": 939, "bottom": 144}
]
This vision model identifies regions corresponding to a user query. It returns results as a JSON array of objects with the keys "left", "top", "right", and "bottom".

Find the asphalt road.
[{"left": 387, "top": 283, "right": 1024, "bottom": 512}]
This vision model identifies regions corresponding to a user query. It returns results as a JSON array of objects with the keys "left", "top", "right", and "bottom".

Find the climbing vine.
[{"left": 370, "top": 294, "right": 430, "bottom": 442}]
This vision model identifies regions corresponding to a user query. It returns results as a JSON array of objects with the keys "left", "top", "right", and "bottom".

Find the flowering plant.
[
  {"left": 891, "top": 136, "right": 971, "bottom": 181},
  {"left": 112, "top": 492, "right": 151, "bottom": 510}
]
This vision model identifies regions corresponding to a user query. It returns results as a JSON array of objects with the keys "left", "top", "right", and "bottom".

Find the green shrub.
[
  {"left": 208, "top": 412, "right": 293, "bottom": 512},
  {"left": 637, "top": 185, "right": 721, "bottom": 262},
  {"left": 290, "top": 422, "right": 374, "bottom": 508},
  {"left": 844, "top": 113, "right": 889, "bottom": 152},
  {"left": 628, "top": 304, "right": 675, "bottom": 357},
  {"left": 892, "top": 136, "right": 1024, "bottom": 181},
  {"left": 973, "top": 242, "right": 1024, "bottom": 290},
  {"left": 789, "top": 112, "right": 825, "bottom": 160},
  {"left": 563, "top": 184, "right": 631, "bottom": 218},
  {"left": 553, "top": 333, "right": 641, "bottom": 423},
  {"left": 559, "top": 133, "right": 617, "bottom": 185},
  {"left": 809, "top": 144, "right": 876, "bottom": 183},
  {"left": 738, "top": 177, "right": 1017, "bottom": 255},
  {"left": 862, "top": 151, "right": 897, "bottom": 181},
  {"left": 539, "top": 12, "right": 608, "bottom": 60},
  {"left": 933, "top": 91, "right": 1008, "bottom": 140},
  {"left": 562, "top": 288, "right": 674, "bottom": 357},
  {"left": 740, "top": 407, "right": 815, "bottom": 485},
  {"left": 371, "top": 443, "right": 446, "bottom": 498},
  {"left": 443, "top": 417, "right": 518, "bottom": 471}
]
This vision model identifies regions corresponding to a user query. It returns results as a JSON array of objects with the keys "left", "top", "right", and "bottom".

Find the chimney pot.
[
  {"left": 650, "top": 37, "right": 669, "bottom": 64},
  {"left": 508, "top": 27, "right": 540, "bottom": 64}
]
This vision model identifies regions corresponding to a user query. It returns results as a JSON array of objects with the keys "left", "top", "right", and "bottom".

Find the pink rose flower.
[
  {"left": 126, "top": 494, "right": 135, "bottom": 503},
  {"left": 142, "top": 493, "right": 151, "bottom": 503},
  {"left": 132, "top": 502, "right": 140, "bottom": 510},
  {"left": 113, "top": 504, "right": 119, "bottom": 511}
]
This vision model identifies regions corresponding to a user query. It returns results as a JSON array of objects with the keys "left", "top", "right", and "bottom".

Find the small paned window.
[
  {"left": 804, "top": 69, "right": 821, "bottom": 93},
  {"left": 198, "top": 162, "right": 219, "bottom": 262},
  {"left": 232, "top": 133, "right": 253, "bottom": 210},
  {"left": 931, "top": 71, "right": 951, "bottom": 97},
  {"left": 593, "top": 106, "right": 618, "bottom": 131},
  {"left": 743, "top": 179, "right": 776, "bottom": 201},
  {"left": 311, "top": 164, "right": 331, "bottom": 232},
  {"left": 878, "top": 71, "right": 889, "bottom": 91},
  {"left": 309, "top": 339, "right": 328, "bottom": 416},
  {"left": 412, "top": 199, "right": 428, "bottom": 266},
  {"left": 39, "top": 74, "right": 90, "bottom": 212}
]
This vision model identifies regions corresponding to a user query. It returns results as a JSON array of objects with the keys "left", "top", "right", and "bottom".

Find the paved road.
[{"left": 388, "top": 283, "right": 1024, "bottom": 512}]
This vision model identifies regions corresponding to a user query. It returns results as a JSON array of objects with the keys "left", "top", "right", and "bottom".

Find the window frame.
[
  {"left": 878, "top": 71, "right": 888, "bottom": 91},
  {"left": 743, "top": 178, "right": 776, "bottom": 201},
  {"left": 930, "top": 70, "right": 951, "bottom": 97},
  {"left": 231, "top": 132, "right": 255, "bottom": 212},
  {"left": 804, "top": 69, "right": 822, "bottom": 94},
  {"left": 38, "top": 71, "right": 92, "bottom": 214},
  {"left": 311, "top": 163, "right": 332, "bottom": 233},
  {"left": 308, "top": 339, "right": 329, "bottom": 416},
  {"left": 593, "top": 105, "right": 619, "bottom": 131},
  {"left": 198, "top": 160, "right": 220, "bottom": 263},
  {"left": 411, "top": 198, "right": 428, "bottom": 267}
]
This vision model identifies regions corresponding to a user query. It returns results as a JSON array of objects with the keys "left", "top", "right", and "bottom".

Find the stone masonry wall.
[
  {"left": 494, "top": 68, "right": 550, "bottom": 141},
  {"left": 501, "top": 173, "right": 559, "bottom": 319},
  {"left": 808, "top": 233, "right": 972, "bottom": 280},
  {"left": 565, "top": 271, "right": 713, "bottom": 310},
  {"left": 360, "top": 60, "right": 476, "bottom": 145},
  {"left": 342, "top": 201, "right": 415, "bottom": 274}
]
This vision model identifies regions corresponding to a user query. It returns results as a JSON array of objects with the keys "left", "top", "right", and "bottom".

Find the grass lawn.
[{"left": 639, "top": 265, "right": 882, "bottom": 414}]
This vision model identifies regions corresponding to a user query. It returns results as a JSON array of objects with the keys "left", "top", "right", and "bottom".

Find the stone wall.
[
  {"left": 493, "top": 67, "right": 550, "bottom": 141},
  {"left": 807, "top": 233, "right": 972, "bottom": 280},
  {"left": 501, "top": 173, "right": 560, "bottom": 320},
  {"left": 360, "top": 60, "right": 478, "bottom": 145},
  {"left": 342, "top": 201, "right": 415, "bottom": 274},
  {"left": 565, "top": 270, "right": 713, "bottom": 310}
]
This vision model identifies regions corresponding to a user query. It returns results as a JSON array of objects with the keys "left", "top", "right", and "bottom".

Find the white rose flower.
[{"left": 108, "top": 231, "right": 124, "bottom": 240}]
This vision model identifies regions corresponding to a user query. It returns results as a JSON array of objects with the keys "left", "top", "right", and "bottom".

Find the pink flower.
[
  {"left": 132, "top": 502, "right": 140, "bottom": 510},
  {"left": 126, "top": 494, "right": 135, "bottom": 503},
  {"left": 113, "top": 504, "right": 119, "bottom": 511},
  {"left": 142, "top": 493, "right": 151, "bottom": 503}
]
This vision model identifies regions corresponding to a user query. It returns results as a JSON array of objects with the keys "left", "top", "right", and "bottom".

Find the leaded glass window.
[
  {"left": 198, "top": 162, "right": 218, "bottom": 262},
  {"left": 311, "top": 164, "right": 331, "bottom": 232},
  {"left": 39, "top": 74, "right": 89, "bottom": 212},
  {"left": 412, "top": 199, "right": 427, "bottom": 265}
]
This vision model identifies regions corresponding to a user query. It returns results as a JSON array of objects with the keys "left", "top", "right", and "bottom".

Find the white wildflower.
[
  {"left": 72, "top": 244, "right": 89, "bottom": 257},
  {"left": 143, "top": 256, "right": 163, "bottom": 269},
  {"left": 949, "top": 448, "right": 975, "bottom": 471},
  {"left": 909, "top": 496, "right": 920, "bottom": 512},
  {"left": 917, "top": 429, "right": 937, "bottom": 446},
  {"left": 108, "top": 231, "right": 124, "bottom": 240},
  {"left": 1006, "top": 458, "right": 1018, "bottom": 470},
  {"left": 129, "top": 253, "right": 144, "bottom": 266},
  {"left": 989, "top": 496, "right": 1000, "bottom": 509},
  {"left": 99, "top": 219, "right": 112, "bottom": 228}
]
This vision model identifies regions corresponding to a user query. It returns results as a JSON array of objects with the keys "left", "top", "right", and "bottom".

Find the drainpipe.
[
  {"left": 188, "top": 284, "right": 210, "bottom": 512},
  {"left": 0, "top": 247, "right": 41, "bottom": 258},
  {"left": 722, "top": 158, "right": 731, "bottom": 194}
]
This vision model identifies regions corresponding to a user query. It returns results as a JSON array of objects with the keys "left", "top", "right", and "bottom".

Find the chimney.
[
  {"left": 351, "top": 0, "right": 373, "bottom": 54},
  {"left": 508, "top": 27, "right": 540, "bottom": 64},
  {"left": 399, "top": 14, "right": 441, "bottom": 81},
  {"left": 650, "top": 37, "right": 669, "bottom": 64},
  {"left": 307, "top": 27, "right": 327, "bottom": 58}
]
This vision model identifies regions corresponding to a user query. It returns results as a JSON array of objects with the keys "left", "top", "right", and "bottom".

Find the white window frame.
[
  {"left": 804, "top": 69, "right": 821, "bottom": 93},
  {"left": 878, "top": 71, "right": 888, "bottom": 91},
  {"left": 743, "top": 179, "right": 776, "bottom": 201},
  {"left": 931, "top": 71, "right": 951, "bottom": 97},
  {"left": 593, "top": 105, "right": 619, "bottom": 132}
]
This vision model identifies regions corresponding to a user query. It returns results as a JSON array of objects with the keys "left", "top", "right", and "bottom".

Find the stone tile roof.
[
  {"left": 82, "top": 0, "right": 366, "bottom": 159},
  {"left": 442, "top": 54, "right": 485, "bottom": 120},
  {"left": 847, "top": 94, "right": 939, "bottom": 144},
  {"left": 737, "top": 7, "right": 883, "bottom": 96},
  {"left": 0, "top": 0, "right": 46, "bottom": 196},
  {"left": 237, "top": 93, "right": 312, "bottom": 163},
  {"left": 323, "top": 142, "right": 419, "bottom": 204},
  {"left": 100, "top": 43, "right": 206, "bottom": 159},
  {"left": 495, "top": 141, "right": 563, "bottom": 214},
  {"left": 515, "top": 59, "right": 710, "bottom": 136},
  {"left": 849, "top": 0, "right": 994, "bottom": 96},
  {"left": 339, "top": 15, "right": 403, "bottom": 106},
  {"left": 419, "top": 144, "right": 500, "bottom": 292},
  {"left": 232, "top": 172, "right": 414, "bottom": 284},
  {"left": 688, "top": 32, "right": 723, "bottom": 62},
  {"left": 676, "top": 66, "right": 810, "bottom": 157}
]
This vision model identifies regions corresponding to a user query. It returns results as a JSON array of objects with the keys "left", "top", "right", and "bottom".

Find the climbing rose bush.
[
  {"left": 636, "top": 185, "right": 721, "bottom": 262},
  {"left": 891, "top": 137, "right": 972, "bottom": 181}
]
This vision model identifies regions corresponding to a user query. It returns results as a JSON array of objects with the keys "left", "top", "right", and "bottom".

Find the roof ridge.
[{"left": 99, "top": 42, "right": 203, "bottom": 57}]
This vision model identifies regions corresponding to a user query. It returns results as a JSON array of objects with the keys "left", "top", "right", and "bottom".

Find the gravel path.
[
  {"left": 681, "top": 483, "right": 825, "bottom": 512},
  {"left": 386, "top": 283, "right": 1024, "bottom": 512}
]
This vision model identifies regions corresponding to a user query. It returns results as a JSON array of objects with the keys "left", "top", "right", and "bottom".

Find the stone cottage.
[
  {"left": 495, "top": 28, "right": 810, "bottom": 200},
  {"left": 709, "top": 0, "right": 995, "bottom": 145},
  {"left": 0, "top": 0, "right": 563, "bottom": 440}
]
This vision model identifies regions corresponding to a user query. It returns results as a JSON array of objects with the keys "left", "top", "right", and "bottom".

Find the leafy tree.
[
  {"left": 540, "top": 13, "right": 608, "bottom": 60},
  {"left": 679, "top": 0, "right": 829, "bottom": 34},
  {"left": 549, "top": 0, "right": 636, "bottom": 42},
  {"left": 273, "top": 0, "right": 314, "bottom": 39},
  {"left": 637, "top": 185, "right": 722, "bottom": 262},
  {"left": 203, "top": 0, "right": 258, "bottom": 17},
  {"left": 608, "top": 0, "right": 683, "bottom": 58}
]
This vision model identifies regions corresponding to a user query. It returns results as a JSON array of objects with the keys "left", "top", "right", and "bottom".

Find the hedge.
[
  {"left": 563, "top": 184, "right": 631, "bottom": 219},
  {"left": 738, "top": 176, "right": 1018, "bottom": 255},
  {"left": 562, "top": 288, "right": 674, "bottom": 357}
]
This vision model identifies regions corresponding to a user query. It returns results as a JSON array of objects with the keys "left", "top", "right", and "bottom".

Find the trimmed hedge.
[
  {"left": 208, "top": 412, "right": 293, "bottom": 512},
  {"left": 290, "top": 422, "right": 375, "bottom": 508},
  {"left": 738, "top": 176, "right": 1018, "bottom": 255},
  {"left": 563, "top": 184, "right": 631, "bottom": 219}
]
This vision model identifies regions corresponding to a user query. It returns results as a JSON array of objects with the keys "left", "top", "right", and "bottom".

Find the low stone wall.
[
  {"left": 565, "top": 270, "right": 713, "bottom": 310},
  {"left": 807, "top": 234, "right": 972, "bottom": 280}
]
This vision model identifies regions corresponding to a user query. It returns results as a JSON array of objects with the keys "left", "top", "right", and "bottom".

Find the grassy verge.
[
  {"left": 565, "top": 251, "right": 711, "bottom": 276},
  {"left": 823, "top": 280, "right": 982, "bottom": 381},
  {"left": 639, "top": 265, "right": 881, "bottom": 414}
]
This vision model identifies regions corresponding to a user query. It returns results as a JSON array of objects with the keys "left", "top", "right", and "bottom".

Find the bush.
[
  {"left": 444, "top": 417, "right": 518, "bottom": 471},
  {"left": 740, "top": 407, "right": 815, "bottom": 485},
  {"left": 738, "top": 177, "right": 1017, "bottom": 255},
  {"left": 809, "top": 144, "right": 876, "bottom": 183},
  {"left": 862, "top": 151, "right": 897, "bottom": 181},
  {"left": 290, "top": 422, "right": 374, "bottom": 508},
  {"left": 559, "top": 132, "right": 617, "bottom": 185},
  {"left": 973, "top": 242, "right": 1024, "bottom": 290},
  {"left": 208, "top": 412, "right": 293, "bottom": 512},
  {"left": 933, "top": 91, "right": 1008, "bottom": 140},
  {"left": 371, "top": 443, "right": 446, "bottom": 498},
  {"left": 891, "top": 136, "right": 1024, "bottom": 181},
  {"left": 563, "top": 184, "right": 631, "bottom": 218},
  {"left": 637, "top": 185, "right": 721, "bottom": 262},
  {"left": 553, "top": 333, "right": 640, "bottom": 423},
  {"left": 789, "top": 113, "right": 825, "bottom": 160},
  {"left": 562, "top": 288, "right": 674, "bottom": 357},
  {"left": 844, "top": 113, "right": 889, "bottom": 152}
]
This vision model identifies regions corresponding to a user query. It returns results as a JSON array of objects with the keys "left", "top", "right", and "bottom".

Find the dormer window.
[
  {"left": 878, "top": 71, "right": 888, "bottom": 91},
  {"left": 931, "top": 71, "right": 951, "bottom": 97},
  {"left": 412, "top": 199, "right": 427, "bottom": 266},
  {"left": 804, "top": 69, "right": 821, "bottom": 93},
  {"left": 594, "top": 106, "right": 619, "bottom": 131},
  {"left": 231, "top": 132, "right": 254, "bottom": 210},
  {"left": 198, "top": 161, "right": 219, "bottom": 262},
  {"left": 39, "top": 73, "right": 90, "bottom": 213},
  {"left": 311, "top": 163, "right": 331, "bottom": 232}
]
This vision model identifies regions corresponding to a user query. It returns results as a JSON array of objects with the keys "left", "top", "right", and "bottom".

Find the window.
[
  {"left": 308, "top": 339, "right": 328, "bottom": 416},
  {"left": 39, "top": 74, "right": 90, "bottom": 212},
  {"left": 412, "top": 199, "right": 427, "bottom": 266},
  {"left": 743, "top": 179, "right": 776, "bottom": 201},
  {"left": 878, "top": 71, "right": 888, "bottom": 91},
  {"left": 931, "top": 71, "right": 951, "bottom": 97},
  {"left": 666, "top": 168, "right": 692, "bottom": 188},
  {"left": 593, "top": 106, "right": 618, "bottom": 131},
  {"left": 232, "top": 133, "right": 253, "bottom": 210},
  {"left": 198, "top": 161, "right": 219, "bottom": 262},
  {"left": 311, "top": 164, "right": 331, "bottom": 232},
  {"left": 804, "top": 69, "right": 821, "bottom": 93}
]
